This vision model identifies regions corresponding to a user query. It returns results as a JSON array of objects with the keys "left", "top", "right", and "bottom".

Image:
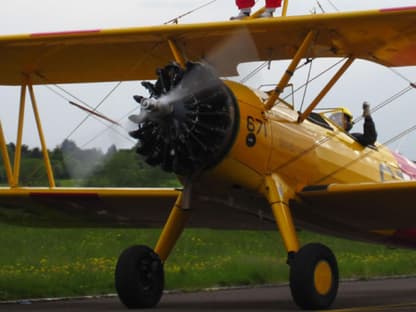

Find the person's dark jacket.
[{"left": 351, "top": 116, "right": 377, "bottom": 146}]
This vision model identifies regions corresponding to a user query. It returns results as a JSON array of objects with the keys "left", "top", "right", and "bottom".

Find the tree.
[
  {"left": 30, "top": 147, "right": 42, "bottom": 159},
  {"left": 0, "top": 141, "right": 180, "bottom": 187},
  {"left": 84, "top": 148, "right": 180, "bottom": 187},
  {"left": 106, "top": 144, "right": 117, "bottom": 157},
  {"left": 19, "top": 158, "right": 48, "bottom": 186}
]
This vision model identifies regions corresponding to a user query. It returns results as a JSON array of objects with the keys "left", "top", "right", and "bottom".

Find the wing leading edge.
[
  {"left": 0, "top": 187, "right": 179, "bottom": 227},
  {"left": 0, "top": 7, "right": 415, "bottom": 85},
  {"left": 0, "top": 187, "right": 277, "bottom": 230},
  {"left": 296, "top": 180, "right": 416, "bottom": 230}
]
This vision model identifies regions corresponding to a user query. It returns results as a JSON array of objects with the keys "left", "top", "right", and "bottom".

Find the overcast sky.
[{"left": 0, "top": 0, "right": 415, "bottom": 160}]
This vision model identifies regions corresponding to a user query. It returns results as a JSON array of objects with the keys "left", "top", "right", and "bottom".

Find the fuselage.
[
  {"left": 199, "top": 80, "right": 416, "bottom": 248},
  {"left": 206, "top": 80, "right": 410, "bottom": 191},
  {"left": 129, "top": 62, "right": 416, "bottom": 249}
]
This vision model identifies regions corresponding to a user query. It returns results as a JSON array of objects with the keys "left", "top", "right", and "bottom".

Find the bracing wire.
[
  {"left": 24, "top": 96, "right": 138, "bottom": 184},
  {"left": 242, "top": 57, "right": 345, "bottom": 112},
  {"left": 35, "top": 1, "right": 221, "bottom": 152},
  {"left": 79, "top": 106, "right": 139, "bottom": 149},
  {"left": 299, "top": 59, "right": 313, "bottom": 112},
  {"left": 387, "top": 67, "right": 416, "bottom": 85},
  {"left": 239, "top": 61, "right": 270, "bottom": 84},
  {"left": 201, "top": 35, "right": 415, "bottom": 178},
  {"left": 33, "top": 41, "right": 163, "bottom": 151},
  {"left": 22, "top": 1, "right": 416, "bottom": 185},
  {"left": 314, "top": 0, "right": 339, "bottom": 14},
  {"left": 315, "top": 1, "right": 325, "bottom": 13},
  {"left": 326, "top": 0, "right": 339, "bottom": 12},
  {"left": 36, "top": 70, "right": 131, "bottom": 142},
  {"left": 41, "top": 83, "right": 133, "bottom": 145},
  {"left": 283, "top": 58, "right": 346, "bottom": 101},
  {"left": 77, "top": 1, "right": 224, "bottom": 144},
  {"left": 164, "top": 0, "right": 217, "bottom": 24},
  {"left": 353, "top": 84, "right": 414, "bottom": 124},
  {"left": 296, "top": 58, "right": 313, "bottom": 71},
  {"left": 243, "top": 58, "right": 313, "bottom": 88},
  {"left": 22, "top": 1, "right": 223, "bottom": 183},
  {"left": 63, "top": 82, "right": 124, "bottom": 140},
  {"left": 272, "top": 83, "right": 415, "bottom": 173},
  {"left": 314, "top": 122, "right": 416, "bottom": 184}
]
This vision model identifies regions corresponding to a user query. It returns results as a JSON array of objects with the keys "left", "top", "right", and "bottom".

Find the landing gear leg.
[
  {"left": 264, "top": 175, "right": 299, "bottom": 255},
  {"left": 115, "top": 193, "right": 191, "bottom": 308},
  {"left": 154, "top": 193, "right": 191, "bottom": 261},
  {"left": 264, "top": 175, "right": 338, "bottom": 310}
]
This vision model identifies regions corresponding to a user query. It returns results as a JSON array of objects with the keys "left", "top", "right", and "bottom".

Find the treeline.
[{"left": 0, "top": 140, "right": 179, "bottom": 187}]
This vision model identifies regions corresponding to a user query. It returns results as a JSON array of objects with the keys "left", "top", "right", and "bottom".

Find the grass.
[{"left": 1, "top": 224, "right": 416, "bottom": 300}]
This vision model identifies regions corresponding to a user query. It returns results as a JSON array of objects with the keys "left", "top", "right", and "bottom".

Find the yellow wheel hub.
[{"left": 314, "top": 260, "right": 332, "bottom": 295}]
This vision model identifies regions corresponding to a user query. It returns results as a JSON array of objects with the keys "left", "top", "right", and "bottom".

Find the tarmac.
[{"left": 2, "top": 277, "right": 416, "bottom": 311}]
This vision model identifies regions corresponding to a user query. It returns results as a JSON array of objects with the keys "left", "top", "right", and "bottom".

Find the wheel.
[
  {"left": 289, "top": 243, "right": 338, "bottom": 310},
  {"left": 115, "top": 245, "right": 164, "bottom": 309}
]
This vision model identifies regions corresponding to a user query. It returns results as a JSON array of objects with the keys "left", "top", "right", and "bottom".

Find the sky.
[{"left": 0, "top": 0, "right": 416, "bottom": 160}]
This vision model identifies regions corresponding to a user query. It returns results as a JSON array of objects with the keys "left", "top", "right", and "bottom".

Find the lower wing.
[
  {"left": 294, "top": 181, "right": 416, "bottom": 248},
  {"left": 0, "top": 187, "right": 179, "bottom": 228}
]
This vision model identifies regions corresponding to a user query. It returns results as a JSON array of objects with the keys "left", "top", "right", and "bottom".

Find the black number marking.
[
  {"left": 247, "top": 116, "right": 256, "bottom": 132},
  {"left": 246, "top": 115, "right": 266, "bottom": 137}
]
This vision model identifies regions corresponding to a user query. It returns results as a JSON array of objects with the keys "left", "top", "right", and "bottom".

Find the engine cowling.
[{"left": 129, "top": 62, "right": 239, "bottom": 176}]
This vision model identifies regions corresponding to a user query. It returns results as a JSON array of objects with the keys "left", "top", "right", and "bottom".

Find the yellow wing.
[
  {"left": 0, "top": 187, "right": 276, "bottom": 229},
  {"left": 0, "top": 7, "right": 415, "bottom": 85},
  {"left": 0, "top": 187, "right": 179, "bottom": 227},
  {"left": 296, "top": 180, "right": 416, "bottom": 229}
]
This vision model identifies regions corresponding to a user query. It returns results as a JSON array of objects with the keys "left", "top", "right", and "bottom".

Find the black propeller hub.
[{"left": 129, "top": 62, "right": 239, "bottom": 176}]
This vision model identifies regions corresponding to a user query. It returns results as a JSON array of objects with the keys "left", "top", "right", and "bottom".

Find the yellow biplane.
[{"left": 1, "top": 1, "right": 416, "bottom": 310}]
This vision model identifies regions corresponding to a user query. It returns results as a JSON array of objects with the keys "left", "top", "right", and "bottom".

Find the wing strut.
[
  {"left": 265, "top": 30, "right": 316, "bottom": 110},
  {"left": 297, "top": 57, "right": 355, "bottom": 123},
  {"left": 0, "top": 82, "right": 56, "bottom": 187},
  {"left": 282, "top": 0, "right": 289, "bottom": 16},
  {"left": 168, "top": 39, "right": 186, "bottom": 68},
  {"left": 28, "top": 84, "right": 56, "bottom": 187},
  {"left": 13, "top": 85, "right": 26, "bottom": 186},
  {"left": 0, "top": 122, "right": 13, "bottom": 185}
]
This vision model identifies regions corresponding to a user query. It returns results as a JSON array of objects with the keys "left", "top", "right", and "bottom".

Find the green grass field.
[{"left": 1, "top": 223, "right": 416, "bottom": 300}]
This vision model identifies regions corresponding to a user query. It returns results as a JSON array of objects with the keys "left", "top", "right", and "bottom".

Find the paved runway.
[{"left": 2, "top": 277, "right": 416, "bottom": 311}]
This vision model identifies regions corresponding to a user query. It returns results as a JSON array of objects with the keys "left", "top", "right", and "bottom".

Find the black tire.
[
  {"left": 115, "top": 245, "right": 164, "bottom": 309},
  {"left": 289, "top": 243, "right": 338, "bottom": 310}
]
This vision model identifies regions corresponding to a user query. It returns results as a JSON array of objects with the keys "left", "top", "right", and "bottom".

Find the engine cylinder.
[{"left": 129, "top": 62, "right": 239, "bottom": 176}]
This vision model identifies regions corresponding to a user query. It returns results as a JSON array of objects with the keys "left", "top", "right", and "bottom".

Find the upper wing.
[
  {"left": 0, "top": 7, "right": 415, "bottom": 85},
  {"left": 295, "top": 180, "right": 416, "bottom": 229}
]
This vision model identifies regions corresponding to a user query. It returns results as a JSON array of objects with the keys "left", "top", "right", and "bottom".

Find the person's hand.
[{"left": 362, "top": 101, "right": 370, "bottom": 117}]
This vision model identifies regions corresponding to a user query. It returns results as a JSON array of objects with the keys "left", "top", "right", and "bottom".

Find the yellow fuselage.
[
  {"left": 208, "top": 81, "right": 401, "bottom": 193},
  {"left": 196, "top": 80, "right": 407, "bottom": 242}
]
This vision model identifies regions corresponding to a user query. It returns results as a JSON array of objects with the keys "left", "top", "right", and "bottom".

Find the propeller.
[
  {"left": 129, "top": 61, "right": 239, "bottom": 177},
  {"left": 128, "top": 27, "right": 261, "bottom": 178}
]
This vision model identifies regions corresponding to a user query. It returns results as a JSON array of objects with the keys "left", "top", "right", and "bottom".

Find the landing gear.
[
  {"left": 115, "top": 245, "right": 164, "bottom": 309},
  {"left": 264, "top": 175, "right": 339, "bottom": 310},
  {"left": 289, "top": 243, "right": 339, "bottom": 310},
  {"left": 115, "top": 194, "right": 190, "bottom": 309}
]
